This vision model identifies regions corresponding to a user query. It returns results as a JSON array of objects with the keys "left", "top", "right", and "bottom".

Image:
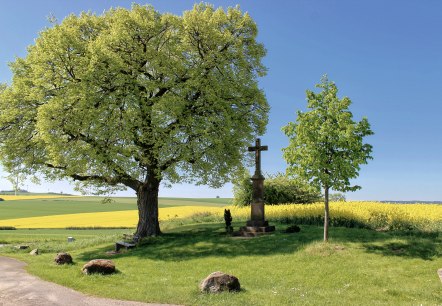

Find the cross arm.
[{"left": 248, "top": 145, "right": 268, "bottom": 152}]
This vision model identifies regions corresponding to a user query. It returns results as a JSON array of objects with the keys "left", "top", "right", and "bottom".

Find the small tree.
[
  {"left": 282, "top": 76, "right": 373, "bottom": 241},
  {"left": 5, "top": 167, "right": 27, "bottom": 195},
  {"left": 5, "top": 168, "right": 27, "bottom": 196}
]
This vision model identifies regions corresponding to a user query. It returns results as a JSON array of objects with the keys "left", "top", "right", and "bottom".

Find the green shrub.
[
  {"left": 233, "top": 171, "right": 321, "bottom": 206},
  {"left": 368, "top": 211, "right": 389, "bottom": 230},
  {"left": 285, "top": 224, "right": 301, "bottom": 233},
  {"left": 319, "top": 193, "right": 346, "bottom": 202},
  {"left": 0, "top": 226, "right": 16, "bottom": 230},
  {"left": 190, "top": 212, "right": 221, "bottom": 223},
  {"left": 232, "top": 170, "right": 254, "bottom": 206},
  {"left": 389, "top": 218, "right": 416, "bottom": 231}
]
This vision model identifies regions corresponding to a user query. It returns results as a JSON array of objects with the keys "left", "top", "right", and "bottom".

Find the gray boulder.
[
  {"left": 200, "top": 271, "right": 241, "bottom": 293},
  {"left": 54, "top": 252, "right": 73, "bottom": 265},
  {"left": 82, "top": 259, "right": 115, "bottom": 275}
]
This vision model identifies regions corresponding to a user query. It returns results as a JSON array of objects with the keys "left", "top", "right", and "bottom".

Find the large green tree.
[
  {"left": 0, "top": 4, "right": 268, "bottom": 237},
  {"left": 282, "top": 76, "right": 373, "bottom": 241}
]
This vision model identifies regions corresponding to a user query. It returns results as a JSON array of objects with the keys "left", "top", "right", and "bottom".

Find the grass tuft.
[{"left": 303, "top": 241, "right": 346, "bottom": 257}]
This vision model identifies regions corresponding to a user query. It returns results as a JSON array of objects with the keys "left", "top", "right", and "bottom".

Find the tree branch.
[{"left": 45, "top": 163, "right": 140, "bottom": 190}]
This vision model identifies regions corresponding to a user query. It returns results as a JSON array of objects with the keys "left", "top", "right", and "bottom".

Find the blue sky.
[{"left": 1, "top": 0, "right": 441, "bottom": 200}]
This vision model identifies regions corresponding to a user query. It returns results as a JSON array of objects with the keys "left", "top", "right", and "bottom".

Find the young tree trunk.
[
  {"left": 323, "top": 186, "right": 330, "bottom": 242},
  {"left": 15, "top": 175, "right": 18, "bottom": 196},
  {"left": 135, "top": 176, "right": 161, "bottom": 238}
]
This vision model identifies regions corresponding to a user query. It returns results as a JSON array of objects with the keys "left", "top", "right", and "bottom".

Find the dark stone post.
[{"left": 248, "top": 168, "right": 266, "bottom": 226}]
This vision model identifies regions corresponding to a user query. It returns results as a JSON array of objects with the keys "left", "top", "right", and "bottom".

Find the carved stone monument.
[{"left": 240, "top": 138, "right": 275, "bottom": 236}]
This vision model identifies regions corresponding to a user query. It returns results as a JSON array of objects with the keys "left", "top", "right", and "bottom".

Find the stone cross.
[
  {"left": 239, "top": 138, "right": 275, "bottom": 235},
  {"left": 242, "top": 138, "right": 274, "bottom": 233},
  {"left": 248, "top": 138, "right": 268, "bottom": 179}
]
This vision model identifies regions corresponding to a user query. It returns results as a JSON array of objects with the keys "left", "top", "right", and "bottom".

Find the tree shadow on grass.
[
  {"left": 78, "top": 222, "right": 323, "bottom": 261},
  {"left": 330, "top": 227, "right": 442, "bottom": 260},
  {"left": 323, "top": 225, "right": 442, "bottom": 261},
  {"left": 77, "top": 223, "right": 442, "bottom": 262},
  {"left": 361, "top": 232, "right": 442, "bottom": 261}
]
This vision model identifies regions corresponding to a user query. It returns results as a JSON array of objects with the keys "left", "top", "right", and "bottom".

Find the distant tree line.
[{"left": 0, "top": 189, "right": 29, "bottom": 195}]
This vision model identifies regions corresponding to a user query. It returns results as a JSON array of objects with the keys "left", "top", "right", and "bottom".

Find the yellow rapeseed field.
[
  {"left": 227, "top": 201, "right": 442, "bottom": 223},
  {"left": 0, "top": 205, "right": 222, "bottom": 228},
  {"left": 226, "top": 201, "right": 442, "bottom": 230},
  {"left": 0, "top": 201, "right": 440, "bottom": 230}
]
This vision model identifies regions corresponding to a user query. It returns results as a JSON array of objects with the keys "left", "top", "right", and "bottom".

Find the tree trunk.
[
  {"left": 135, "top": 176, "right": 161, "bottom": 238},
  {"left": 323, "top": 186, "right": 329, "bottom": 242}
]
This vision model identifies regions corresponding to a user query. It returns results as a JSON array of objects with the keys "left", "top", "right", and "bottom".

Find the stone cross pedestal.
[{"left": 240, "top": 138, "right": 275, "bottom": 237}]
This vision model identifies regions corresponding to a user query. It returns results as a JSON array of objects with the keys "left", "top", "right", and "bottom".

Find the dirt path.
[{"left": 0, "top": 256, "right": 179, "bottom": 306}]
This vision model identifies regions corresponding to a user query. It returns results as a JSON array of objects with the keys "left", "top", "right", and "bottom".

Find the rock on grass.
[
  {"left": 54, "top": 252, "right": 73, "bottom": 265},
  {"left": 82, "top": 259, "right": 116, "bottom": 275},
  {"left": 200, "top": 271, "right": 240, "bottom": 293}
]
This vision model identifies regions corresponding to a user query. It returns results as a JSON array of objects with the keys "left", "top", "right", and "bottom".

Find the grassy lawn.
[
  {"left": 1, "top": 222, "right": 441, "bottom": 305},
  {"left": 0, "top": 197, "right": 230, "bottom": 220}
]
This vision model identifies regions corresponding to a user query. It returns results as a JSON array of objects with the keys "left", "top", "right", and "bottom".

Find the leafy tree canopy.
[
  {"left": 282, "top": 76, "right": 373, "bottom": 193},
  {"left": 0, "top": 4, "right": 268, "bottom": 236}
]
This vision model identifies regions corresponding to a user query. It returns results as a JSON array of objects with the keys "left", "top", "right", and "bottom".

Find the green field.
[
  {"left": 0, "top": 196, "right": 231, "bottom": 220},
  {"left": 0, "top": 197, "right": 441, "bottom": 305},
  {"left": 1, "top": 223, "right": 441, "bottom": 305}
]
